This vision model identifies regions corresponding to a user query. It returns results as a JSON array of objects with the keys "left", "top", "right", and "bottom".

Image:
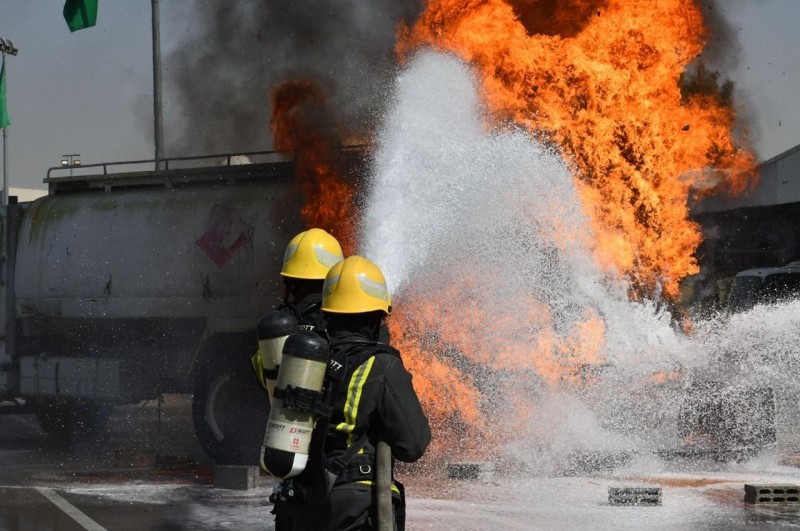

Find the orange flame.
[
  {"left": 272, "top": 0, "right": 759, "bottom": 462},
  {"left": 386, "top": 274, "right": 609, "bottom": 460},
  {"left": 398, "top": 0, "right": 757, "bottom": 299},
  {"left": 387, "top": 306, "right": 489, "bottom": 456},
  {"left": 270, "top": 80, "right": 359, "bottom": 254},
  {"left": 377, "top": 0, "right": 758, "bottom": 460}
]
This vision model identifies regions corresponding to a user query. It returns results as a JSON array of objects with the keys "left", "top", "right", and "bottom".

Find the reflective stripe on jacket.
[{"left": 326, "top": 337, "right": 431, "bottom": 465}]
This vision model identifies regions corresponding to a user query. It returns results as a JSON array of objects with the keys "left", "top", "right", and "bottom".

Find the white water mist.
[{"left": 360, "top": 50, "right": 800, "bottom": 471}]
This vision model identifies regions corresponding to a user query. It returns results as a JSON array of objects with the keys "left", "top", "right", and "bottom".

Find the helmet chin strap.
[
  {"left": 283, "top": 279, "right": 296, "bottom": 302},
  {"left": 284, "top": 278, "right": 324, "bottom": 303},
  {"left": 327, "top": 312, "right": 384, "bottom": 341}
]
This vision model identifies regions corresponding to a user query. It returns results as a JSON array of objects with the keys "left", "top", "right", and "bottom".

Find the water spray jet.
[{"left": 359, "top": 50, "right": 800, "bottom": 475}]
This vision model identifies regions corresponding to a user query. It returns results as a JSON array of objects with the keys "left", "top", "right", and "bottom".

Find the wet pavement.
[
  {"left": 2, "top": 397, "right": 800, "bottom": 530},
  {"left": 0, "top": 396, "right": 243, "bottom": 530}
]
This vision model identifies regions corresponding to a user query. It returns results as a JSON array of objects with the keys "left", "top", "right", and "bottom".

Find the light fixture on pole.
[{"left": 61, "top": 153, "right": 81, "bottom": 177}]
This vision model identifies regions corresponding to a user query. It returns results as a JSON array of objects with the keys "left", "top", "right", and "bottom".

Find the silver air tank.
[
  {"left": 256, "top": 311, "right": 298, "bottom": 402},
  {"left": 261, "top": 331, "right": 329, "bottom": 478}
]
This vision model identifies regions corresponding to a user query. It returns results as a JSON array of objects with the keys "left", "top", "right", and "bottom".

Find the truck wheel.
[
  {"left": 679, "top": 384, "right": 776, "bottom": 453},
  {"left": 192, "top": 346, "right": 270, "bottom": 465},
  {"left": 35, "top": 400, "right": 111, "bottom": 445}
]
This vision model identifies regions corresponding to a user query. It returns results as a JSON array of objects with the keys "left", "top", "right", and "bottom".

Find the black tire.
[
  {"left": 678, "top": 383, "right": 776, "bottom": 452},
  {"left": 192, "top": 339, "right": 270, "bottom": 465},
  {"left": 35, "top": 400, "right": 111, "bottom": 445}
]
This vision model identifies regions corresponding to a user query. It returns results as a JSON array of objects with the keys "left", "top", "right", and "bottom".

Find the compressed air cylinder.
[
  {"left": 256, "top": 311, "right": 298, "bottom": 402},
  {"left": 261, "top": 331, "right": 330, "bottom": 479}
]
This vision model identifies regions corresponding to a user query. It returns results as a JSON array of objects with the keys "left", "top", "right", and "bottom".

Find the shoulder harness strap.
[{"left": 323, "top": 431, "right": 369, "bottom": 493}]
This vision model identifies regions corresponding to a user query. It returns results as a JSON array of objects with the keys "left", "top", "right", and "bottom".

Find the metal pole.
[
  {"left": 151, "top": 0, "right": 165, "bottom": 171},
  {"left": 2, "top": 50, "right": 6, "bottom": 208},
  {"left": 376, "top": 441, "right": 393, "bottom": 531},
  {"left": 2, "top": 126, "right": 7, "bottom": 208},
  {"left": 5, "top": 200, "right": 20, "bottom": 364}
]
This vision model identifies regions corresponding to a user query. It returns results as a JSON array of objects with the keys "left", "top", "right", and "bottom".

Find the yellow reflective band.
[
  {"left": 355, "top": 480, "right": 400, "bottom": 495},
  {"left": 335, "top": 356, "right": 376, "bottom": 446},
  {"left": 251, "top": 349, "right": 267, "bottom": 391}
]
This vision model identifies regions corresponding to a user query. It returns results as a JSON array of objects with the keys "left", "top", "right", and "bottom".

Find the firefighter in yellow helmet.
[
  {"left": 252, "top": 228, "right": 343, "bottom": 392},
  {"left": 272, "top": 256, "right": 431, "bottom": 531}
]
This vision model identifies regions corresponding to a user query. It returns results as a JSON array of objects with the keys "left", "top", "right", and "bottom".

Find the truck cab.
[{"left": 727, "top": 262, "right": 800, "bottom": 312}]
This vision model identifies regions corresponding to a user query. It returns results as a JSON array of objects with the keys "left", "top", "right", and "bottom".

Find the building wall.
[
  {"left": 688, "top": 143, "right": 800, "bottom": 306},
  {"left": 695, "top": 144, "right": 800, "bottom": 214},
  {"left": 9, "top": 187, "right": 47, "bottom": 202}
]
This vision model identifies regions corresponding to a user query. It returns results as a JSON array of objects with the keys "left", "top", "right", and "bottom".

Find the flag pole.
[
  {"left": 2, "top": 52, "right": 7, "bottom": 208},
  {"left": 0, "top": 38, "right": 18, "bottom": 207}
]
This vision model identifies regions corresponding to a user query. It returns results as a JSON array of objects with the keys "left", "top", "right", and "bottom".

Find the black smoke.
[
  {"left": 697, "top": 0, "right": 760, "bottom": 151},
  {"left": 165, "top": 1, "right": 421, "bottom": 157},
  {"left": 698, "top": 0, "right": 742, "bottom": 70}
]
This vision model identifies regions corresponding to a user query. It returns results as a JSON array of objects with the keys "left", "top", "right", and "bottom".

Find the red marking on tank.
[{"left": 196, "top": 214, "right": 248, "bottom": 268}]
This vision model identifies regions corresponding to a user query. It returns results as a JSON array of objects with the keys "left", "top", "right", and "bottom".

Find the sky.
[{"left": 0, "top": 1, "right": 798, "bottom": 191}]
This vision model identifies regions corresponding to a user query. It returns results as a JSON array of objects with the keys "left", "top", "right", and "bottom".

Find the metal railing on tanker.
[{"left": 45, "top": 146, "right": 367, "bottom": 181}]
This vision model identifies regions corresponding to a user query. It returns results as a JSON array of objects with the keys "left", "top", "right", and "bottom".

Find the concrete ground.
[{"left": 2, "top": 396, "right": 800, "bottom": 530}]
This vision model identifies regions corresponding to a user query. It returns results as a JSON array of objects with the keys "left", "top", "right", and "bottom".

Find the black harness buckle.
[{"left": 270, "top": 480, "right": 311, "bottom": 504}]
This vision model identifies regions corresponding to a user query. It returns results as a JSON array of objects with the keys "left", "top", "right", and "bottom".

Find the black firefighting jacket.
[
  {"left": 324, "top": 330, "right": 431, "bottom": 465},
  {"left": 273, "top": 329, "right": 431, "bottom": 530}
]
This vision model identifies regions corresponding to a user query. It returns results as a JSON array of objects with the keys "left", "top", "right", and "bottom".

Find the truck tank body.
[
  {"left": 1, "top": 156, "right": 353, "bottom": 464},
  {"left": 15, "top": 165, "right": 303, "bottom": 334}
]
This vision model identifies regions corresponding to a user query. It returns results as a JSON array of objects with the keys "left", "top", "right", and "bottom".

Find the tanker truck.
[{"left": 0, "top": 152, "right": 307, "bottom": 465}]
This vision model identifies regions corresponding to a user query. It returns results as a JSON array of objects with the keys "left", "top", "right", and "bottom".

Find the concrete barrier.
[
  {"left": 214, "top": 466, "right": 260, "bottom": 490},
  {"left": 745, "top": 484, "right": 800, "bottom": 504},
  {"left": 609, "top": 487, "right": 662, "bottom": 506}
]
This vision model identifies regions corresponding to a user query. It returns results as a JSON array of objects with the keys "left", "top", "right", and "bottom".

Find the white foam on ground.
[{"left": 56, "top": 469, "right": 800, "bottom": 530}]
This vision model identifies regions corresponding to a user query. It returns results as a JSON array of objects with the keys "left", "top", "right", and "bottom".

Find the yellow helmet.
[
  {"left": 281, "top": 228, "right": 344, "bottom": 280},
  {"left": 322, "top": 256, "right": 392, "bottom": 315}
]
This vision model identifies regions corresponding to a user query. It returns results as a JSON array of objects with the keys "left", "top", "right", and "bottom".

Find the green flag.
[
  {"left": 0, "top": 57, "right": 9, "bottom": 128},
  {"left": 63, "top": 0, "right": 98, "bottom": 32}
]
